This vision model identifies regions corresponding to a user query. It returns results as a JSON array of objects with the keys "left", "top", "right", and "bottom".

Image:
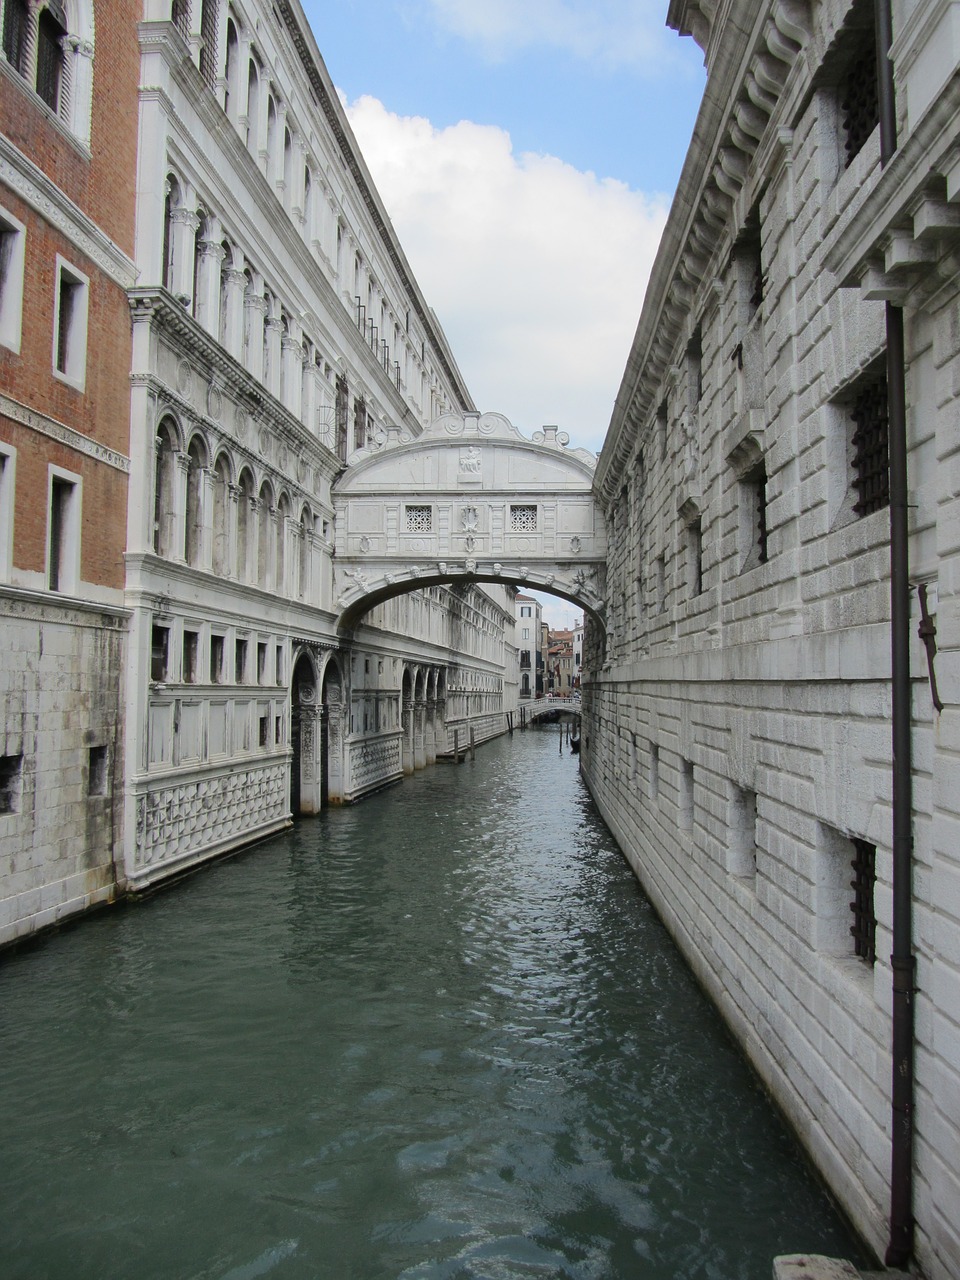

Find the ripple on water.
[{"left": 0, "top": 730, "right": 867, "bottom": 1280}]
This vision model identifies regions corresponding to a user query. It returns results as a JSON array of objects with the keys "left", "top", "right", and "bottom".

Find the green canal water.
[{"left": 0, "top": 728, "right": 867, "bottom": 1280}]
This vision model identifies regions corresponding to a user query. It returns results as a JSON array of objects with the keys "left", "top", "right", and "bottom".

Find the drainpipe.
[{"left": 875, "top": 0, "right": 915, "bottom": 1267}]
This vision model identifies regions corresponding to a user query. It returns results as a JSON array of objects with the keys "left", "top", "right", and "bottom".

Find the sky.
[{"left": 300, "top": 0, "right": 707, "bottom": 625}]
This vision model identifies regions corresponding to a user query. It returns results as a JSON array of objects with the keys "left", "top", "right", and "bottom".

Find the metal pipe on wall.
[{"left": 874, "top": 0, "right": 916, "bottom": 1265}]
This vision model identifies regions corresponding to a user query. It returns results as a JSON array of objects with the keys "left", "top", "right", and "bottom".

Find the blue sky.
[{"left": 300, "top": 1, "right": 707, "bottom": 627}]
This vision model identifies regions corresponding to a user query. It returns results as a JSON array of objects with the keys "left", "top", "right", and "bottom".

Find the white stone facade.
[
  {"left": 583, "top": 0, "right": 960, "bottom": 1276},
  {"left": 121, "top": 0, "right": 518, "bottom": 892}
]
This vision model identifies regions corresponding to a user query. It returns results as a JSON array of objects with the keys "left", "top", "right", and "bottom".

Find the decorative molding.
[
  {"left": 0, "top": 392, "right": 130, "bottom": 473},
  {"left": 0, "top": 136, "right": 136, "bottom": 288}
]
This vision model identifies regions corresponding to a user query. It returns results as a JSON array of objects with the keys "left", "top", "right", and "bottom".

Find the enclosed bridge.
[{"left": 332, "top": 412, "right": 607, "bottom": 630}]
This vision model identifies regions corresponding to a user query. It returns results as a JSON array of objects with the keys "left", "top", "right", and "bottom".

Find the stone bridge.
[{"left": 332, "top": 411, "right": 607, "bottom": 631}]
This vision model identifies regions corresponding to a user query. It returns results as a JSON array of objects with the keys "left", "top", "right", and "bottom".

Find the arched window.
[
  {"left": 224, "top": 18, "right": 239, "bottom": 121},
  {"left": 282, "top": 126, "right": 292, "bottom": 206},
  {"left": 153, "top": 418, "right": 179, "bottom": 556},
  {"left": 303, "top": 165, "right": 313, "bottom": 238},
  {"left": 265, "top": 93, "right": 277, "bottom": 175},
  {"left": 246, "top": 56, "right": 260, "bottom": 152},
  {"left": 184, "top": 436, "right": 207, "bottom": 567},
  {"left": 241, "top": 265, "right": 254, "bottom": 364}
]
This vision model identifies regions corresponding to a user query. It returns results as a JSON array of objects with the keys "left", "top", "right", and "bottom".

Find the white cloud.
[
  {"left": 423, "top": 0, "right": 672, "bottom": 69},
  {"left": 346, "top": 95, "right": 667, "bottom": 454}
]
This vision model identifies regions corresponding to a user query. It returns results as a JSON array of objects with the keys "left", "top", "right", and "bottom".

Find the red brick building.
[{"left": 0, "top": 0, "right": 140, "bottom": 945}]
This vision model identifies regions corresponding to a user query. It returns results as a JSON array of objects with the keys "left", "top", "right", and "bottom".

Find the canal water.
[{"left": 0, "top": 727, "right": 866, "bottom": 1280}]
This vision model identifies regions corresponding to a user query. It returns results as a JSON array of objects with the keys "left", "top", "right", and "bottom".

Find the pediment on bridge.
[{"left": 338, "top": 411, "right": 598, "bottom": 494}]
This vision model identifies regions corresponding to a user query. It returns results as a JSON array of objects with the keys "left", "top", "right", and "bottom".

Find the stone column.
[
  {"left": 282, "top": 330, "right": 304, "bottom": 417},
  {"left": 402, "top": 703, "right": 414, "bottom": 775},
  {"left": 235, "top": 30, "right": 252, "bottom": 137},
  {"left": 414, "top": 700, "right": 426, "bottom": 770},
  {"left": 264, "top": 313, "right": 283, "bottom": 399},
  {"left": 199, "top": 467, "right": 216, "bottom": 572},
  {"left": 226, "top": 482, "right": 240, "bottom": 580},
  {"left": 247, "top": 496, "right": 261, "bottom": 588},
  {"left": 221, "top": 260, "right": 246, "bottom": 358},
  {"left": 243, "top": 279, "right": 267, "bottom": 383},
  {"left": 194, "top": 220, "right": 225, "bottom": 337},
  {"left": 172, "top": 452, "right": 190, "bottom": 562},
  {"left": 169, "top": 205, "right": 200, "bottom": 306}
]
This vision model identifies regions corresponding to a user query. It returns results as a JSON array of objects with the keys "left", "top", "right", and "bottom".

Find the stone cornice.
[
  {"left": 0, "top": 391, "right": 130, "bottom": 472},
  {"left": 129, "top": 288, "right": 342, "bottom": 483},
  {"left": 0, "top": 583, "right": 130, "bottom": 626},
  {"left": 0, "top": 135, "right": 136, "bottom": 288},
  {"left": 597, "top": 0, "right": 812, "bottom": 505},
  {"left": 823, "top": 68, "right": 960, "bottom": 307}
]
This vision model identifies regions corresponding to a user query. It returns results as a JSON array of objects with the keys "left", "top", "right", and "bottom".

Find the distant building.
[{"left": 515, "top": 593, "right": 541, "bottom": 698}]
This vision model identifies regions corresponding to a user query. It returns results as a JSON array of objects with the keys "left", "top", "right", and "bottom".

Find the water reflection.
[{"left": 0, "top": 728, "right": 866, "bottom": 1279}]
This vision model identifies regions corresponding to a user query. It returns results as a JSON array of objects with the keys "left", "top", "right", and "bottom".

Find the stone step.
[{"left": 773, "top": 1258, "right": 915, "bottom": 1280}]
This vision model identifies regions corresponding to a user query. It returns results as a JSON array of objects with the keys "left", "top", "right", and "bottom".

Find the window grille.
[
  {"left": 171, "top": 0, "right": 191, "bottom": 41},
  {"left": 743, "top": 462, "right": 768, "bottom": 565},
  {"left": 406, "top": 505, "right": 432, "bottom": 533},
  {"left": 851, "top": 374, "right": 889, "bottom": 516},
  {"left": 199, "top": 0, "right": 218, "bottom": 87},
  {"left": 510, "top": 504, "right": 537, "bottom": 532},
  {"left": 850, "top": 838, "right": 877, "bottom": 964},
  {"left": 840, "top": 37, "right": 878, "bottom": 167}
]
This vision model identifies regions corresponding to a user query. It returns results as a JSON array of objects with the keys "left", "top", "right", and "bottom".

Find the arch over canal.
[{"left": 332, "top": 412, "right": 607, "bottom": 631}]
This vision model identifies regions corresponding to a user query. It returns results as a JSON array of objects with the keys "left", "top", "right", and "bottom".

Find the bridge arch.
[{"left": 332, "top": 411, "right": 607, "bottom": 634}]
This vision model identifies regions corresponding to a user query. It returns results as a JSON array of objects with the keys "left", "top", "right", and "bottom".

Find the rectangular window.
[
  {"left": 520, "top": 606, "right": 531, "bottom": 618},
  {"left": 258, "top": 711, "right": 269, "bottom": 747},
  {"left": 210, "top": 634, "right": 224, "bottom": 684},
  {"left": 235, "top": 637, "right": 248, "bottom": 684},
  {"left": 275, "top": 715, "right": 283, "bottom": 745},
  {"left": 276, "top": 644, "right": 283, "bottom": 685},
  {"left": 88, "top": 745, "right": 108, "bottom": 796},
  {"left": 258, "top": 641, "right": 268, "bottom": 684},
  {"left": 47, "top": 471, "right": 80, "bottom": 593},
  {"left": 741, "top": 462, "right": 768, "bottom": 570},
  {"left": 686, "top": 515, "right": 703, "bottom": 597},
  {"left": 522, "top": 627, "right": 530, "bottom": 640},
  {"left": 0, "top": 752, "right": 23, "bottom": 814},
  {"left": 0, "top": 207, "right": 26, "bottom": 353},
  {"left": 728, "top": 784, "right": 758, "bottom": 879},
  {"left": 687, "top": 327, "right": 703, "bottom": 406},
  {"left": 151, "top": 625, "right": 170, "bottom": 682},
  {"left": 679, "top": 757, "right": 694, "bottom": 831},
  {"left": 53, "top": 258, "right": 89, "bottom": 390},
  {"left": 655, "top": 554, "right": 666, "bottom": 613},
  {"left": 510, "top": 505, "right": 537, "bottom": 532},
  {"left": 405, "top": 504, "right": 432, "bottom": 532},
  {"left": 182, "top": 630, "right": 198, "bottom": 683},
  {"left": 850, "top": 372, "right": 889, "bottom": 517}
]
